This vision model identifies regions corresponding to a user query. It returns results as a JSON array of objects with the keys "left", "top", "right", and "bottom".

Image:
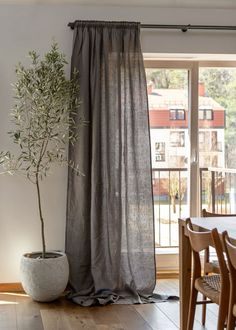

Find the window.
[
  {"left": 200, "top": 155, "right": 211, "bottom": 168},
  {"left": 155, "top": 142, "right": 165, "bottom": 162},
  {"left": 211, "top": 131, "right": 217, "bottom": 151},
  {"left": 199, "top": 109, "right": 213, "bottom": 120},
  {"left": 169, "top": 109, "right": 185, "bottom": 120},
  {"left": 212, "top": 155, "right": 218, "bottom": 166},
  {"left": 199, "top": 131, "right": 210, "bottom": 151},
  {"left": 146, "top": 63, "right": 236, "bottom": 251},
  {"left": 170, "top": 131, "right": 185, "bottom": 147}
]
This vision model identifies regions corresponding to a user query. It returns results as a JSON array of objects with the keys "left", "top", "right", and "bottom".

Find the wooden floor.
[{"left": 0, "top": 279, "right": 219, "bottom": 330}]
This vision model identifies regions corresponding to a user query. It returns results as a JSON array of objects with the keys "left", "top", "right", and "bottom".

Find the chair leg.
[
  {"left": 217, "top": 301, "right": 229, "bottom": 330},
  {"left": 187, "top": 285, "right": 198, "bottom": 330},
  {"left": 227, "top": 292, "right": 236, "bottom": 330},
  {"left": 227, "top": 313, "right": 236, "bottom": 330},
  {"left": 202, "top": 294, "right": 206, "bottom": 325}
]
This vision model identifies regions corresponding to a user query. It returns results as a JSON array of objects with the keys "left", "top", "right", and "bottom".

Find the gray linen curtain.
[{"left": 66, "top": 20, "right": 156, "bottom": 305}]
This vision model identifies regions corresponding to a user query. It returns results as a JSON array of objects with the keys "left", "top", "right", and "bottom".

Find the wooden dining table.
[{"left": 178, "top": 216, "right": 236, "bottom": 330}]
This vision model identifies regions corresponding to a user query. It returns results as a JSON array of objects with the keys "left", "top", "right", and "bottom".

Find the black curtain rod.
[{"left": 68, "top": 22, "right": 236, "bottom": 32}]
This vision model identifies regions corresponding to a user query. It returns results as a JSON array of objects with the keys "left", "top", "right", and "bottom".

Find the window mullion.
[{"left": 188, "top": 62, "right": 200, "bottom": 216}]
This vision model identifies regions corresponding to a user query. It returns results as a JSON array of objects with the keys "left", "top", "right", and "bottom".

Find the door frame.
[
  {"left": 145, "top": 59, "right": 236, "bottom": 274},
  {"left": 145, "top": 60, "right": 200, "bottom": 216},
  {"left": 145, "top": 59, "right": 236, "bottom": 217}
]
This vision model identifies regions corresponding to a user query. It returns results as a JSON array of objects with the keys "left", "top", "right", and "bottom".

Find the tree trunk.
[
  {"left": 36, "top": 174, "right": 46, "bottom": 258},
  {"left": 171, "top": 195, "right": 176, "bottom": 214}
]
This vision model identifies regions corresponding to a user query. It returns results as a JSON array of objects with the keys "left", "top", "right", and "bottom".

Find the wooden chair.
[
  {"left": 202, "top": 210, "right": 236, "bottom": 273},
  {"left": 202, "top": 209, "right": 236, "bottom": 218},
  {"left": 201, "top": 209, "right": 236, "bottom": 325},
  {"left": 222, "top": 231, "right": 236, "bottom": 330},
  {"left": 186, "top": 218, "right": 229, "bottom": 330}
]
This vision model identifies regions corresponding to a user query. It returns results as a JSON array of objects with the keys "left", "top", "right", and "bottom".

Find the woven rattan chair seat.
[{"left": 195, "top": 275, "right": 221, "bottom": 304}]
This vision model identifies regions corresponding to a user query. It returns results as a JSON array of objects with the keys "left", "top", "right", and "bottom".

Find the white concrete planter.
[{"left": 20, "top": 251, "right": 69, "bottom": 302}]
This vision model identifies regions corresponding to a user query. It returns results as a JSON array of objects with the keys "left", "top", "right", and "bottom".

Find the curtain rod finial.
[{"left": 68, "top": 22, "right": 75, "bottom": 30}]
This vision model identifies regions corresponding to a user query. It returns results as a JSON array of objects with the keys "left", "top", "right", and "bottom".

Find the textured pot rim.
[{"left": 22, "top": 251, "right": 67, "bottom": 261}]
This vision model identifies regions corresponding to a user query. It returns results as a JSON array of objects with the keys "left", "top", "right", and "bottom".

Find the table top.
[{"left": 179, "top": 216, "right": 236, "bottom": 240}]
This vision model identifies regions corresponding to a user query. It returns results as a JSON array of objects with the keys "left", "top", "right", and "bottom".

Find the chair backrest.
[
  {"left": 186, "top": 218, "right": 228, "bottom": 280},
  {"left": 222, "top": 231, "right": 236, "bottom": 272},
  {"left": 202, "top": 209, "right": 236, "bottom": 217},
  {"left": 222, "top": 231, "right": 236, "bottom": 329},
  {"left": 186, "top": 218, "right": 214, "bottom": 253}
]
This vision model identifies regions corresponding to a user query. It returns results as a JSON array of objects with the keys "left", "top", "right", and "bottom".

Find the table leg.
[{"left": 179, "top": 220, "right": 192, "bottom": 330}]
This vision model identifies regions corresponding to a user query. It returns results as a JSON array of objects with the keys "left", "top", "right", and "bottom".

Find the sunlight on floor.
[
  {"left": 0, "top": 300, "right": 18, "bottom": 305},
  {"left": 0, "top": 292, "right": 28, "bottom": 297}
]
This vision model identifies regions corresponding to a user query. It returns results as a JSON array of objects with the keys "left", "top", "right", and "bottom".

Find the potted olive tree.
[{"left": 0, "top": 43, "right": 83, "bottom": 302}]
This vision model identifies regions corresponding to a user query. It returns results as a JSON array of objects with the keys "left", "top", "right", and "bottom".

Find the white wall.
[{"left": 1, "top": 4, "right": 236, "bottom": 282}]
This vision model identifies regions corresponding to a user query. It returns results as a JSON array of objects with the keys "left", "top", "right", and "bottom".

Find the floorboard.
[
  {"left": 0, "top": 278, "right": 222, "bottom": 329},
  {"left": 15, "top": 293, "right": 44, "bottom": 330},
  {"left": 135, "top": 303, "right": 178, "bottom": 329}
]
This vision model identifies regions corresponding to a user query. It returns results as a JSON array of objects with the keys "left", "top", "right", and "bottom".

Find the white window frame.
[
  {"left": 155, "top": 142, "right": 165, "bottom": 162},
  {"left": 170, "top": 131, "right": 185, "bottom": 147},
  {"left": 145, "top": 59, "right": 236, "bottom": 217},
  {"left": 199, "top": 108, "right": 213, "bottom": 120},
  {"left": 145, "top": 60, "right": 199, "bottom": 216},
  {"left": 145, "top": 59, "right": 236, "bottom": 271}
]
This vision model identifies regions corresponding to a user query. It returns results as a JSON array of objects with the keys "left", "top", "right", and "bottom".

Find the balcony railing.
[
  {"left": 153, "top": 167, "right": 236, "bottom": 248},
  {"left": 201, "top": 167, "right": 236, "bottom": 214},
  {"left": 152, "top": 167, "right": 187, "bottom": 248}
]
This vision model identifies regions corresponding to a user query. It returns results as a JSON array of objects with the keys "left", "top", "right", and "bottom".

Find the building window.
[
  {"left": 155, "top": 142, "right": 165, "bottom": 162},
  {"left": 199, "top": 130, "right": 222, "bottom": 153},
  {"left": 212, "top": 155, "right": 218, "bottom": 166},
  {"left": 170, "top": 131, "right": 185, "bottom": 147},
  {"left": 199, "top": 131, "right": 210, "bottom": 151},
  {"left": 211, "top": 131, "right": 222, "bottom": 151},
  {"left": 211, "top": 131, "right": 217, "bottom": 151},
  {"left": 169, "top": 109, "right": 185, "bottom": 120},
  {"left": 199, "top": 109, "right": 213, "bottom": 120}
]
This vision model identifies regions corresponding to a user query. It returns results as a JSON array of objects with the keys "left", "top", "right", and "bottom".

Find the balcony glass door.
[
  {"left": 145, "top": 64, "right": 198, "bottom": 247},
  {"left": 145, "top": 61, "right": 236, "bottom": 249},
  {"left": 199, "top": 66, "right": 236, "bottom": 214}
]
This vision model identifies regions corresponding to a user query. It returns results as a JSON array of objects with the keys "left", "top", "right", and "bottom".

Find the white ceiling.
[{"left": 2, "top": 0, "right": 236, "bottom": 8}]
